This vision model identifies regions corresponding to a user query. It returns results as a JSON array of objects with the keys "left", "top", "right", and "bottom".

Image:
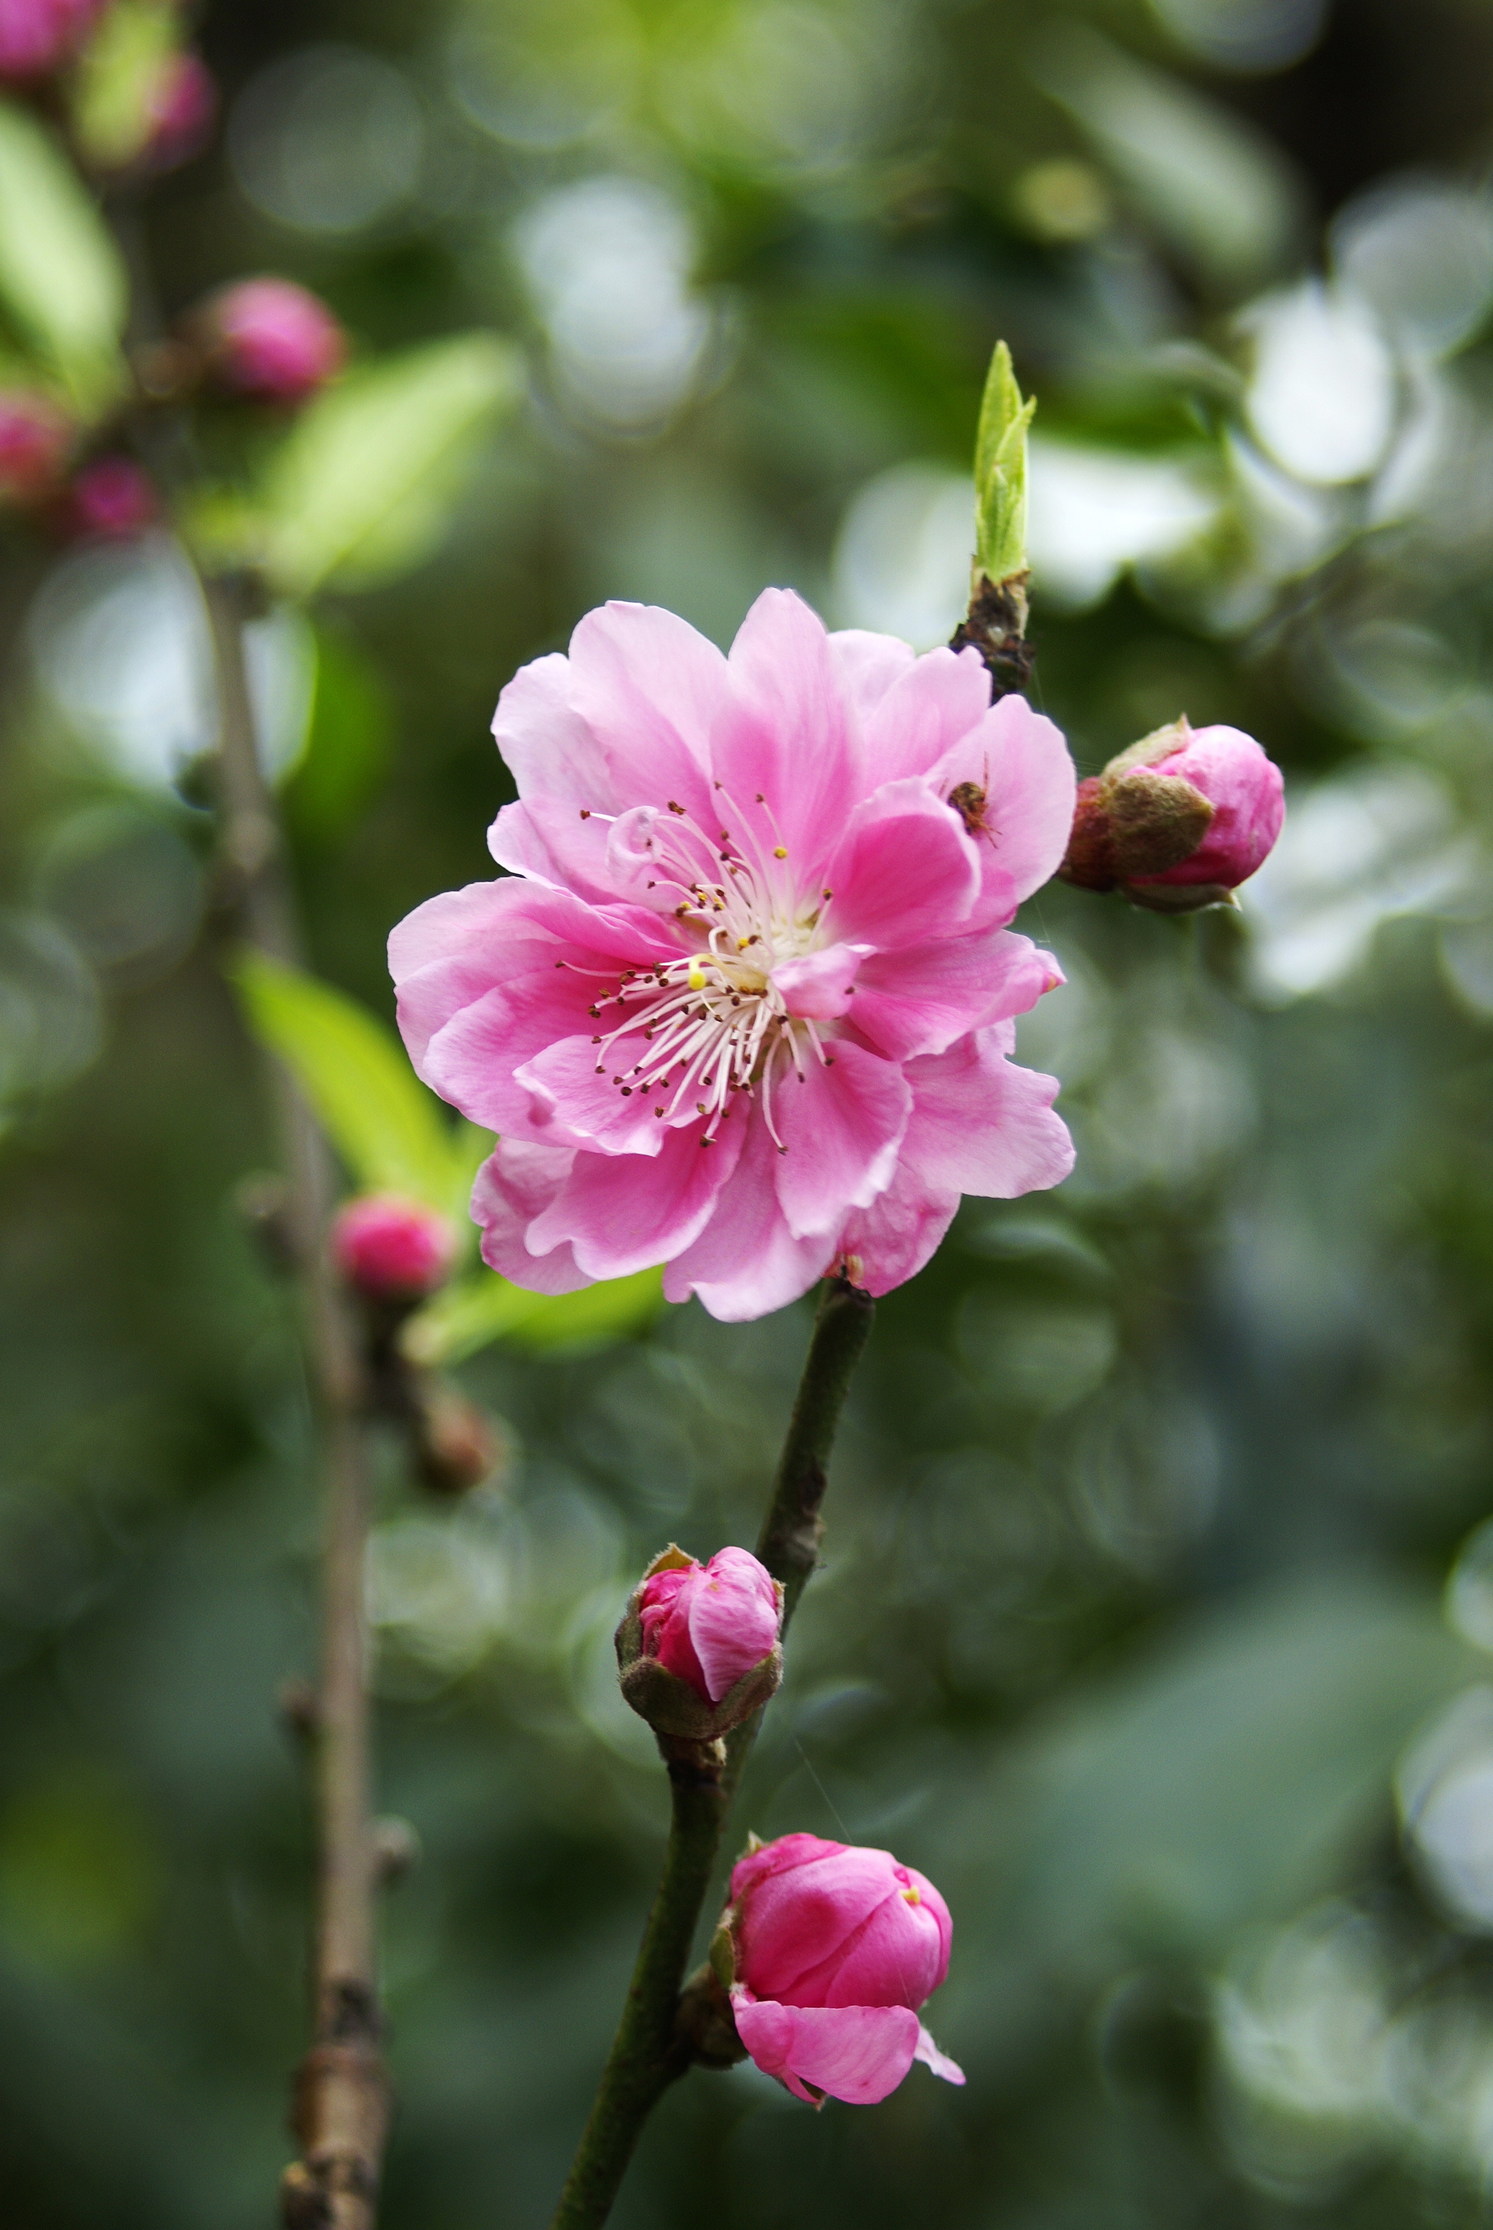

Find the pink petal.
[
  {"left": 851, "top": 928, "right": 1059, "bottom": 1064},
  {"left": 823, "top": 779, "right": 981, "bottom": 950},
  {"left": 662, "top": 1115, "right": 829, "bottom": 1321},
  {"left": 515, "top": 1034, "right": 675, "bottom": 1156},
  {"left": 525, "top": 1116, "right": 745, "bottom": 1280},
  {"left": 566, "top": 602, "right": 723, "bottom": 831},
  {"left": 901, "top": 1028, "right": 1074, "bottom": 1199},
  {"left": 490, "top": 650, "right": 613, "bottom": 808},
  {"left": 913, "top": 2024, "right": 965, "bottom": 2086},
  {"left": 772, "top": 943, "right": 865, "bottom": 1021},
  {"left": 686, "top": 1547, "right": 781, "bottom": 1701},
  {"left": 714, "top": 588, "right": 853, "bottom": 867},
  {"left": 732, "top": 1995, "right": 921, "bottom": 2106},
  {"left": 772, "top": 1041, "right": 912, "bottom": 1241},
  {"left": 488, "top": 795, "right": 621, "bottom": 904},
  {"left": 789, "top": 1887, "right": 949, "bottom": 2010},
  {"left": 836, "top": 1169, "right": 961, "bottom": 1300},
  {"left": 736, "top": 1845, "right": 908, "bottom": 1999},
  {"left": 931, "top": 693, "right": 1076, "bottom": 918},
  {"left": 855, "top": 642, "right": 991, "bottom": 789},
  {"left": 827, "top": 628, "right": 917, "bottom": 739},
  {"left": 471, "top": 1142, "right": 592, "bottom": 1294}
]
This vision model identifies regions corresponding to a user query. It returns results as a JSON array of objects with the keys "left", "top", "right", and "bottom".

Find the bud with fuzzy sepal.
[
  {"left": 332, "top": 1192, "right": 456, "bottom": 1305},
  {"left": 615, "top": 1545, "right": 783, "bottom": 1743},
  {"left": 198, "top": 277, "right": 346, "bottom": 404},
  {"left": 1059, "top": 717, "right": 1284, "bottom": 913}
]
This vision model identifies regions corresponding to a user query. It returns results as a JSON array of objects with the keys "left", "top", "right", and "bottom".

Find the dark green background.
[{"left": 6, "top": 0, "right": 1493, "bottom": 2223}]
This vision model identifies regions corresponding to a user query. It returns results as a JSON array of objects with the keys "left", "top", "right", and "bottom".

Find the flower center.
[{"left": 569, "top": 792, "right": 834, "bottom": 1148}]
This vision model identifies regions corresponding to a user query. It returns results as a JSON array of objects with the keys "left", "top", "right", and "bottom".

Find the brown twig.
[{"left": 201, "top": 571, "right": 390, "bottom": 2230}]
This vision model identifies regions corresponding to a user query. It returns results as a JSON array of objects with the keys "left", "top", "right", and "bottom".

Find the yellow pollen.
[
  {"left": 773, "top": 845, "right": 788, "bottom": 859},
  {"left": 902, "top": 1887, "right": 921, "bottom": 1905},
  {"left": 737, "top": 936, "right": 752, "bottom": 951},
  {"left": 688, "top": 963, "right": 707, "bottom": 990}
]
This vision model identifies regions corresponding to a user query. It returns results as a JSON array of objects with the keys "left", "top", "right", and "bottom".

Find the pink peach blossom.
[
  {"left": 390, "top": 589, "right": 1076, "bottom": 1323},
  {"left": 725, "top": 1831, "right": 964, "bottom": 2105},
  {"left": 638, "top": 1546, "right": 780, "bottom": 1704},
  {"left": 1123, "top": 720, "right": 1283, "bottom": 893}
]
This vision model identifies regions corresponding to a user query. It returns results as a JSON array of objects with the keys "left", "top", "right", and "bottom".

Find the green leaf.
[
  {"left": 70, "top": 0, "right": 177, "bottom": 171},
  {"left": 404, "top": 1267, "right": 666, "bottom": 1366},
  {"left": 257, "top": 333, "right": 523, "bottom": 600},
  {"left": 0, "top": 99, "right": 127, "bottom": 415},
  {"left": 230, "top": 949, "right": 474, "bottom": 1218},
  {"left": 973, "top": 340, "right": 1035, "bottom": 586}
]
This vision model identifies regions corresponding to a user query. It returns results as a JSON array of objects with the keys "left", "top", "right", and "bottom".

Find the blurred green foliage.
[{"left": 6, "top": 0, "right": 1493, "bottom": 2227}]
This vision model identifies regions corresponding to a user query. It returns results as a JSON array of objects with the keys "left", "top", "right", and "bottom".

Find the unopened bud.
[
  {"left": 615, "top": 1545, "right": 783, "bottom": 1743},
  {"left": 143, "top": 51, "right": 217, "bottom": 172},
  {"left": 0, "top": 389, "right": 70, "bottom": 501},
  {"left": 1059, "top": 717, "right": 1284, "bottom": 914},
  {"left": 198, "top": 278, "right": 346, "bottom": 404},
  {"left": 332, "top": 1193, "right": 455, "bottom": 1304},
  {"left": 410, "top": 1377, "right": 505, "bottom": 1497},
  {"left": 0, "top": 0, "right": 104, "bottom": 81}
]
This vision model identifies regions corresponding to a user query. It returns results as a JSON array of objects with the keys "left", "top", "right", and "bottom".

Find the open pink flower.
[
  {"left": 390, "top": 589, "right": 1076, "bottom": 1323},
  {"left": 725, "top": 1831, "right": 964, "bottom": 2105},
  {"left": 638, "top": 1546, "right": 780, "bottom": 1704}
]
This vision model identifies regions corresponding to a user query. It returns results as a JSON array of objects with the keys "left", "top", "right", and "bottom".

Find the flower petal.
[
  {"left": 663, "top": 1115, "right": 829, "bottom": 1321},
  {"left": 913, "top": 2024, "right": 965, "bottom": 2086},
  {"left": 836, "top": 1170, "right": 960, "bottom": 1300},
  {"left": 824, "top": 779, "right": 980, "bottom": 950},
  {"left": 715, "top": 588, "right": 853, "bottom": 867},
  {"left": 471, "top": 1141, "right": 592, "bottom": 1294},
  {"left": 686, "top": 1545, "right": 781, "bottom": 1701},
  {"left": 772, "top": 1041, "right": 912, "bottom": 1241},
  {"left": 772, "top": 943, "right": 865, "bottom": 1020},
  {"left": 932, "top": 693, "right": 1076, "bottom": 919},
  {"left": 490, "top": 650, "right": 613, "bottom": 808},
  {"left": 732, "top": 1995, "right": 922, "bottom": 2107},
  {"left": 902, "top": 1027, "right": 1074, "bottom": 1199},
  {"left": 525, "top": 1115, "right": 745, "bottom": 1280},
  {"left": 856, "top": 642, "right": 991, "bottom": 789},
  {"left": 851, "top": 928, "right": 1060, "bottom": 1063}
]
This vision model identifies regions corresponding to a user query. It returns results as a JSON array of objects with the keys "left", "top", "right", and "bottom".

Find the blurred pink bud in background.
[
  {"left": 144, "top": 51, "right": 217, "bottom": 171},
  {"left": 0, "top": 390, "right": 70, "bottom": 499},
  {"left": 332, "top": 1194, "right": 456, "bottom": 1302},
  {"left": 204, "top": 278, "right": 346, "bottom": 403},
  {"left": 638, "top": 1546, "right": 781, "bottom": 1705},
  {"left": 726, "top": 1832, "right": 964, "bottom": 2105},
  {"left": 67, "top": 456, "right": 157, "bottom": 539},
  {"left": 0, "top": 0, "right": 102, "bottom": 79}
]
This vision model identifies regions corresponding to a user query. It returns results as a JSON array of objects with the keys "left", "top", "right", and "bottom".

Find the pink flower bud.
[
  {"left": 0, "top": 0, "right": 103, "bottom": 80},
  {"left": 143, "top": 51, "right": 217, "bottom": 172},
  {"left": 67, "top": 456, "right": 157, "bottom": 539},
  {"left": 615, "top": 1545, "right": 783, "bottom": 1741},
  {"left": 0, "top": 390, "right": 70, "bottom": 500},
  {"left": 721, "top": 1832, "right": 965, "bottom": 2105},
  {"left": 332, "top": 1194, "right": 456, "bottom": 1302},
  {"left": 202, "top": 278, "right": 346, "bottom": 405},
  {"left": 1060, "top": 717, "right": 1284, "bottom": 914},
  {"left": 640, "top": 1547, "right": 780, "bottom": 1702}
]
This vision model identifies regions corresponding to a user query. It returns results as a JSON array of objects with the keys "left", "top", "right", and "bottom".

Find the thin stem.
[
  {"left": 546, "top": 1275, "right": 875, "bottom": 2230},
  {"left": 548, "top": 1757, "right": 727, "bottom": 2230},
  {"left": 200, "top": 572, "right": 389, "bottom": 2230}
]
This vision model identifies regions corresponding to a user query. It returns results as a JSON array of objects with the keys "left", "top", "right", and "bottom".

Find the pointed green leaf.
[
  {"left": 0, "top": 99, "right": 128, "bottom": 414},
  {"left": 257, "top": 333, "right": 522, "bottom": 600},
  {"left": 973, "top": 340, "right": 1035, "bottom": 586},
  {"left": 404, "top": 1267, "right": 665, "bottom": 1365},
  {"left": 230, "top": 949, "right": 473, "bottom": 1217}
]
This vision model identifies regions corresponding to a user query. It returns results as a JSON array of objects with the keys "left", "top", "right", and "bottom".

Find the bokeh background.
[{"left": 6, "top": 0, "right": 1493, "bottom": 2223}]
